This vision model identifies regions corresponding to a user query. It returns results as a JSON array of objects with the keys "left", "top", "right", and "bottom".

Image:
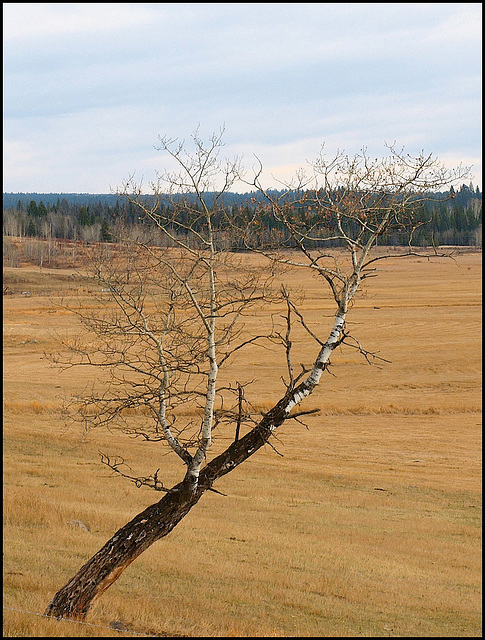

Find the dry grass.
[{"left": 3, "top": 249, "right": 482, "bottom": 637}]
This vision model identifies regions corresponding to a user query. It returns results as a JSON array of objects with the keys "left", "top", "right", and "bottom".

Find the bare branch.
[{"left": 100, "top": 453, "right": 169, "bottom": 492}]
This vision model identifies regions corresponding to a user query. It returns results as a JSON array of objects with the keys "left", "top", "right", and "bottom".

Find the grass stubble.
[{"left": 3, "top": 249, "right": 482, "bottom": 637}]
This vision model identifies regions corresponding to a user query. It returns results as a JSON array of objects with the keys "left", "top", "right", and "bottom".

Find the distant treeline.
[{"left": 3, "top": 183, "right": 482, "bottom": 248}]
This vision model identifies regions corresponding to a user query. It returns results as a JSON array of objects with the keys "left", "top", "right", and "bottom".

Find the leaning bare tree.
[{"left": 45, "top": 130, "right": 468, "bottom": 620}]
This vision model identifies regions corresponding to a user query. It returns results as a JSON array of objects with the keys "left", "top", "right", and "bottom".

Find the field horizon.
[{"left": 3, "top": 245, "right": 482, "bottom": 637}]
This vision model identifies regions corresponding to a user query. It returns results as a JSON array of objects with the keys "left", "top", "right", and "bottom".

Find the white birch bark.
[
  {"left": 274, "top": 262, "right": 363, "bottom": 422},
  {"left": 185, "top": 214, "right": 218, "bottom": 486}
]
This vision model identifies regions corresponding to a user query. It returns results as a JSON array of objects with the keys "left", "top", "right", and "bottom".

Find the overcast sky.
[{"left": 3, "top": 2, "right": 482, "bottom": 194}]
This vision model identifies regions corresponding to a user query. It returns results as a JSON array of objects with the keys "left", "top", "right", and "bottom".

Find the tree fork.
[{"left": 44, "top": 414, "right": 286, "bottom": 620}]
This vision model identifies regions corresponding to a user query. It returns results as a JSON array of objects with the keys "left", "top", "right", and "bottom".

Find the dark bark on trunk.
[
  {"left": 45, "top": 409, "right": 287, "bottom": 620},
  {"left": 199, "top": 402, "right": 289, "bottom": 488},
  {"left": 45, "top": 480, "right": 202, "bottom": 620}
]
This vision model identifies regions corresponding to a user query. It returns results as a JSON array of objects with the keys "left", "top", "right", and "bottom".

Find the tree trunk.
[
  {"left": 45, "top": 417, "right": 283, "bottom": 620},
  {"left": 45, "top": 480, "right": 203, "bottom": 620}
]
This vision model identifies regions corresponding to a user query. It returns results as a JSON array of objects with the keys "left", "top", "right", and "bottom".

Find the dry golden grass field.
[{"left": 3, "top": 246, "right": 482, "bottom": 637}]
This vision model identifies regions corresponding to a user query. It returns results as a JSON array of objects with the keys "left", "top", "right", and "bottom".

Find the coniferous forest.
[{"left": 3, "top": 184, "right": 482, "bottom": 268}]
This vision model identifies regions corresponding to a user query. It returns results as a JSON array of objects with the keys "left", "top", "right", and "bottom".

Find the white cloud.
[
  {"left": 425, "top": 3, "right": 482, "bottom": 44},
  {"left": 3, "top": 3, "right": 482, "bottom": 192},
  {"left": 3, "top": 3, "right": 159, "bottom": 41}
]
